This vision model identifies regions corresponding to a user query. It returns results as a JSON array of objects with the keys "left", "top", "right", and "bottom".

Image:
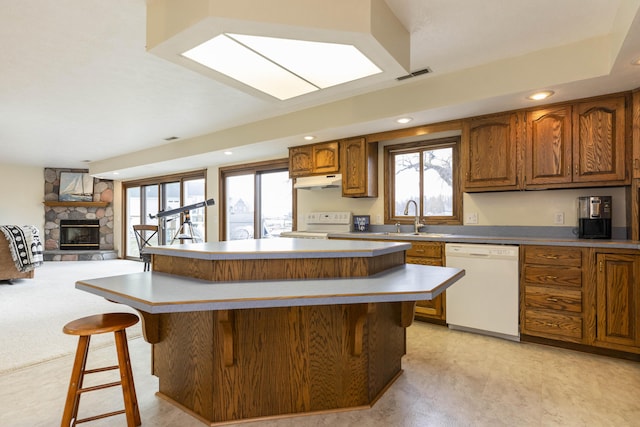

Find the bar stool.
[{"left": 61, "top": 313, "right": 141, "bottom": 427}]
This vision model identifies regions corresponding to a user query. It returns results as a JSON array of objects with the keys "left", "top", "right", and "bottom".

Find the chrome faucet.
[{"left": 403, "top": 200, "right": 423, "bottom": 234}]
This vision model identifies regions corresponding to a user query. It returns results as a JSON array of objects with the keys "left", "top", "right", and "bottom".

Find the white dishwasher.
[{"left": 445, "top": 243, "right": 520, "bottom": 341}]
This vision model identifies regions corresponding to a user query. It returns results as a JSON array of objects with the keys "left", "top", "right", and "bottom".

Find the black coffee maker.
[{"left": 578, "top": 196, "right": 612, "bottom": 239}]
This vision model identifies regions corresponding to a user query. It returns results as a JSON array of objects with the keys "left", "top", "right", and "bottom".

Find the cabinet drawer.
[
  {"left": 524, "top": 310, "right": 583, "bottom": 340},
  {"left": 406, "top": 256, "right": 441, "bottom": 266},
  {"left": 407, "top": 242, "right": 442, "bottom": 258},
  {"left": 524, "top": 285, "right": 582, "bottom": 313},
  {"left": 523, "top": 246, "right": 582, "bottom": 267},
  {"left": 522, "top": 265, "right": 582, "bottom": 287}
]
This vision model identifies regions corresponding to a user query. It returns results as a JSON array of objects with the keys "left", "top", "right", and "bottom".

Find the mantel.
[{"left": 44, "top": 201, "right": 109, "bottom": 207}]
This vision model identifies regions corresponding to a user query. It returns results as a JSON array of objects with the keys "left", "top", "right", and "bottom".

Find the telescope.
[{"left": 149, "top": 198, "right": 215, "bottom": 219}]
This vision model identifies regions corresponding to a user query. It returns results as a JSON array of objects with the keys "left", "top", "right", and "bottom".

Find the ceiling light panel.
[
  {"left": 228, "top": 34, "right": 382, "bottom": 88},
  {"left": 182, "top": 35, "right": 318, "bottom": 100}
]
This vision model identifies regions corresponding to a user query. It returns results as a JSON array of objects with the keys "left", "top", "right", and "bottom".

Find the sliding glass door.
[{"left": 124, "top": 172, "right": 206, "bottom": 259}]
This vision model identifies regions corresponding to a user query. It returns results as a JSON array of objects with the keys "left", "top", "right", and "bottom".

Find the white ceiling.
[{"left": 2, "top": 0, "right": 640, "bottom": 180}]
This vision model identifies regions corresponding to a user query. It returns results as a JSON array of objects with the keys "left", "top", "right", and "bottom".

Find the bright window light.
[
  {"left": 182, "top": 33, "right": 382, "bottom": 100},
  {"left": 182, "top": 35, "right": 318, "bottom": 100},
  {"left": 228, "top": 34, "right": 382, "bottom": 88}
]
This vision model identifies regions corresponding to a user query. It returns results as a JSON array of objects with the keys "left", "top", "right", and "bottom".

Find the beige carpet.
[{"left": 0, "top": 259, "right": 145, "bottom": 374}]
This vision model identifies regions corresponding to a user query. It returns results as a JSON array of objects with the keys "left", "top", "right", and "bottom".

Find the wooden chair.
[
  {"left": 132, "top": 224, "right": 158, "bottom": 271},
  {"left": 61, "top": 313, "right": 141, "bottom": 427}
]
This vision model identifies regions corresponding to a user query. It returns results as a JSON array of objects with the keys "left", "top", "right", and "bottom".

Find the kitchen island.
[{"left": 77, "top": 239, "right": 464, "bottom": 425}]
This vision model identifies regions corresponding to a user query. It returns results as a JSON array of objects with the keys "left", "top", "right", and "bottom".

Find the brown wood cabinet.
[
  {"left": 525, "top": 96, "right": 628, "bottom": 188},
  {"left": 520, "top": 245, "right": 586, "bottom": 344},
  {"left": 461, "top": 112, "right": 522, "bottom": 191},
  {"left": 340, "top": 137, "right": 378, "bottom": 198},
  {"left": 525, "top": 105, "right": 573, "bottom": 187},
  {"left": 288, "top": 141, "right": 339, "bottom": 178},
  {"left": 464, "top": 94, "right": 629, "bottom": 192},
  {"left": 407, "top": 241, "right": 446, "bottom": 323},
  {"left": 594, "top": 251, "right": 640, "bottom": 353},
  {"left": 572, "top": 96, "right": 628, "bottom": 184}
]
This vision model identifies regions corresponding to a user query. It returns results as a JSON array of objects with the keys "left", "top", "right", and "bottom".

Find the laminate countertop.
[
  {"left": 76, "top": 264, "right": 464, "bottom": 313},
  {"left": 144, "top": 238, "right": 411, "bottom": 260},
  {"left": 329, "top": 232, "right": 640, "bottom": 249}
]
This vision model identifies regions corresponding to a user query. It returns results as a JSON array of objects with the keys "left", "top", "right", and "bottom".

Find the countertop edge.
[{"left": 329, "top": 232, "right": 640, "bottom": 249}]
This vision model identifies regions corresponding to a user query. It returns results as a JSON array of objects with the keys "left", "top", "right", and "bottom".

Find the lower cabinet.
[
  {"left": 594, "top": 251, "right": 640, "bottom": 353},
  {"left": 521, "top": 245, "right": 640, "bottom": 356},
  {"left": 407, "top": 242, "right": 446, "bottom": 323},
  {"left": 520, "top": 245, "right": 586, "bottom": 344}
]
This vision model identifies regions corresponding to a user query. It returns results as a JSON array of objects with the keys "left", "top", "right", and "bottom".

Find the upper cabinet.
[
  {"left": 525, "top": 105, "right": 573, "bottom": 187},
  {"left": 461, "top": 112, "right": 522, "bottom": 191},
  {"left": 463, "top": 94, "right": 630, "bottom": 192},
  {"left": 340, "top": 137, "right": 378, "bottom": 198},
  {"left": 289, "top": 141, "right": 339, "bottom": 178},
  {"left": 572, "top": 96, "right": 628, "bottom": 184},
  {"left": 289, "top": 139, "right": 378, "bottom": 197}
]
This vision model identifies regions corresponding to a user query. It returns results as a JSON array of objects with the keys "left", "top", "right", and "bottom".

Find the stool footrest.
[
  {"left": 78, "top": 380, "right": 121, "bottom": 394},
  {"left": 76, "top": 409, "right": 126, "bottom": 424},
  {"left": 84, "top": 365, "right": 118, "bottom": 375}
]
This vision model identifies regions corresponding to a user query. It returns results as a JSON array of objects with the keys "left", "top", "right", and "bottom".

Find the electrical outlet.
[
  {"left": 466, "top": 212, "right": 478, "bottom": 224},
  {"left": 554, "top": 212, "right": 565, "bottom": 225}
]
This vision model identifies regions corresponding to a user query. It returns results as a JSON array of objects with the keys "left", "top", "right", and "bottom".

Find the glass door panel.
[{"left": 260, "top": 171, "right": 292, "bottom": 237}]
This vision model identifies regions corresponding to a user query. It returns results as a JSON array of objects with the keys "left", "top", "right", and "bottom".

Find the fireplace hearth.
[{"left": 59, "top": 220, "right": 100, "bottom": 250}]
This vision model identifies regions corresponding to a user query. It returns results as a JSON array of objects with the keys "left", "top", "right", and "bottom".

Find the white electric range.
[{"left": 280, "top": 211, "right": 352, "bottom": 239}]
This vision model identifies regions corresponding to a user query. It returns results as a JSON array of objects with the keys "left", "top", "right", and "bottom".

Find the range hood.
[{"left": 294, "top": 174, "right": 342, "bottom": 190}]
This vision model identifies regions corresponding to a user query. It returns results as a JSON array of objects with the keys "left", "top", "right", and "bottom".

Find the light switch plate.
[{"left": 466, "top": 212, "right": 478, "bottom": 224}]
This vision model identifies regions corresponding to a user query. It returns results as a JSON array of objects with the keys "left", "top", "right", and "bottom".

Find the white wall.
[{"left": 0, "top": 164, "right": 44, "bottom": 231}]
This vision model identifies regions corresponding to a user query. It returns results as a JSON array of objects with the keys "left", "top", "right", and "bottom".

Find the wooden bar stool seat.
[{"left": 61, "top": 312, "right": 141, "bottom": 427}]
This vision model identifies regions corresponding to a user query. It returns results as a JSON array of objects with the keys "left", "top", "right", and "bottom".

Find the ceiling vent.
[{"left": 396, "top": 67, "right": 432, "bottom": 81}]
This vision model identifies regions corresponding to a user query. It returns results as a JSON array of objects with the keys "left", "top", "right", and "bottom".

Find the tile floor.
[{"left": 1, "top": 322, "right": 638, "bottom": 427}]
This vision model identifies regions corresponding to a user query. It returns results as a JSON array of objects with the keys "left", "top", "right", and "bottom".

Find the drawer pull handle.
[
  {"left": 545, "top": 275, "right": 558, "bottom": 280},
  {"left": 546, "top": 297, "right": 559, "bottom": 302},
  {"left": 415, "top": 249, "right": 425, "bottom": 253},
  {"left": 545, "top": 322, "right": 560, "bottom": 328},
  {"left": 542, "top": 255, "right": 559, "bottom": 259}
]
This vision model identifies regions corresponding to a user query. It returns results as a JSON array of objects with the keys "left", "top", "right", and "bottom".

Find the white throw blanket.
[{"left": 0, "top": 225, "right": 44, "bottom": 272}]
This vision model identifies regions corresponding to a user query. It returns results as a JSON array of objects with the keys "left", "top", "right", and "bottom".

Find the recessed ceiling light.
[
  {"left": 112, "top": 172, "right": 119, "bottom": 175},
  {"left": 527, "top": 90, "right": 554, "bottom": 101},
  {"left": 632, "top": 57, "right": 640, "bottom": 65},
  {"left": 396, "top": 117, "right": 413, "bottom": 124},
  {"left": 304, "top": 135, "right": 315, "bottom": 141},
  {"left": 224, "top": 151, "right": 233, "bottom": 155},
  {"left": 182, "top": 34, "right": 382, "bottom": 100}
]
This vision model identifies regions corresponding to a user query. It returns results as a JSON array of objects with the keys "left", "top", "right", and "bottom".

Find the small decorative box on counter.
[{"left": 353, "top": 215, "right": 370, "bottom": 232}]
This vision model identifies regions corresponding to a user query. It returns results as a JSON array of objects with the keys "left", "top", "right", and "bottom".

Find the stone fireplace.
[{"left": 43, "top": 168, "right": 116, "bottom": 261}]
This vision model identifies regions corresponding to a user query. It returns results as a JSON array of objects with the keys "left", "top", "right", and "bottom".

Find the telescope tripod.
[{"left": 170, "top": 211, "right": 199, "bottom": 244}]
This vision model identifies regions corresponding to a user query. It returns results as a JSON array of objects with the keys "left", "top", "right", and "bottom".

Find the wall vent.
[{"left": 396, "top": 67, "right": 432, "bottom": 81}]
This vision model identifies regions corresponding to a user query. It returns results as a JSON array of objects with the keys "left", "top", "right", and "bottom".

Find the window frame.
[
  {"left": 219, "top": 158, "right": 293, "bottom": 240},
  {"left": 384, "top": 136, "right": 462, "bottom": 225}
]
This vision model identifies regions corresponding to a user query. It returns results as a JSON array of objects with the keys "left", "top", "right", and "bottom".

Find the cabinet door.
[
  {"left": 525, "top": 106, "right": 572, "bottom": 187},
  {"left": 595, "top": 253, "right": 640, "bottom": 349},
  {"left": 462, "top": 113, "right": 520, "bottom": 191},
  {"left": 341, "top": 138, "right": 378, "bottom": 197},
  {"left": 289, "top": 146, "right": 313, "bottom": 177},
  {"left": 406, "top": 242, "right": 446, "bottom": 322},
  {"left": 311, "top": 142, "right": 339, "bottom": 174},
  {"left": 572, "top": 96, "right": 627, "bottom": 184}
]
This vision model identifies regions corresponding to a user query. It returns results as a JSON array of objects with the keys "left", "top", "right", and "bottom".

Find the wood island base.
[{"left": 150, "top": 302, "right": 408, "bottom": 425}]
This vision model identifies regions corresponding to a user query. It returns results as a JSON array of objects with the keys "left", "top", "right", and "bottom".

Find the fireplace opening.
[{"left": 60, "top": 220, "right": 100, "bottom": 250}]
